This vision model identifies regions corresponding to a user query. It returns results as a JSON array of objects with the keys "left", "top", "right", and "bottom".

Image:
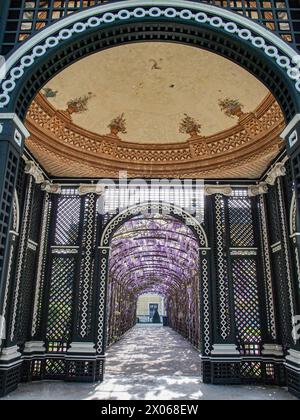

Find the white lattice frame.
[
  {"left": 259, "top": 194, "right": 277, "bottom": 340},
  {"left": 31, "top": 192, "right": 50, "bottom": 336},
  {"left": 80, "top": 193, "right": 96, "bottom": 338},
  {"left": 201, "top": 251, "right": 211, "bottom": 355},
  {"left": 101, "top": 202, "right": 208, "bottom": 248},
  {"left": 10, "top": 177, "right": 33, "bottom": 341},
  {"left": 277, "top": 178, "right": 296, "bottom": 330},
  {"left": 97, "top": 202, "right": 208, "bottom": 354},
  {"left": 215, "top": 194, "right": 230, "bottom": 340}
]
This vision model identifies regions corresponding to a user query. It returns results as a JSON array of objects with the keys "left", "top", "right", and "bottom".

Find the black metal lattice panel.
[
  {"left": 1, "top": 1, "right": 299, "bottom": 55},
  {"left": 0, "top": 148, "right": 19, "bottom": 281},
  {"left": 29, "top": 184, "right": 44, "bottom": 243},
  {"left": 54, "top": 195, "right": 81, "bottom": 246},
  {"left": 266, "top": 185, "right": 282, "bottom": 245},
  {"left": 228, "top": 196, "right": 255, "bottom": 248},
  {"left": 232, "top": 258, "right": 262, "bottom": 352},
  {"left": 16, "top": 248, "right": 37, "bottom": 344},
  {"left": 46, "top": 255, "right": 75, "bottom": 347}
]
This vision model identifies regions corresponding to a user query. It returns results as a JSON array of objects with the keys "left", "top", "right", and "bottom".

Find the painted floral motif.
[
  {"left": 218, "top": 98, "right": 244, "bottom": 118},
  {"left": 42, "top": 87, "right": 58, "bottom": 98},
  {"left": 108, "top": 113, "right": 127, "bottom": 136},
  {"left": 66, "top": 92, "right": 94, "bottom": 115},
  {"left": 179, "top": 114, "right": 202, "bottom": 138}
]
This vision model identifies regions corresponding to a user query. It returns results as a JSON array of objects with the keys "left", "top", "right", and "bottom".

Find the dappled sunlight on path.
[{"left": 2, "top": 326, "right": 296, "bottom": 400}]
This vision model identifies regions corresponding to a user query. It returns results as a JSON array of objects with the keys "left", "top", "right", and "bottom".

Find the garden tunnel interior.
[
  {"left": 1, "top": 0, "right": 300, "bottom": 401},
  {"left": 106, "top": 214, "right": 200, "bottom": 349}
]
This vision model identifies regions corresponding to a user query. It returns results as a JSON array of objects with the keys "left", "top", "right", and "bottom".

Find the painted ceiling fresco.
[{"left": 42, "top": 43, "right": 269, "bottom": 144}]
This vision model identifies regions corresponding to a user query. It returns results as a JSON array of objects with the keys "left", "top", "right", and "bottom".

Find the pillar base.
[
  {"left": 285, "top": 349, "right": 300, "bottom": 399},
  {"left": 201, "top": 357, "right": 286, "bottom": 386},
  {"left": 21, "top": 351, "right": 105, "bottom": 384},
  {"left": 0, "top": 346, "right": 22, "bottom": 397}
]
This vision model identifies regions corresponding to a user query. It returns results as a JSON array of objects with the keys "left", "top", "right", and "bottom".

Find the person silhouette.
[{"left": 152, "top": 309, "right": 161, "bottom": 324}]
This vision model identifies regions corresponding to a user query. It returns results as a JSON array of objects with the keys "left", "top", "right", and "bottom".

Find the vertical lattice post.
[
  {"left": 271, "top": 121, "right": 300, "bottom": 397},
  {"left": 258, "top": 193, "right": 278, "bottom": 345},
  {"left": 0, "top": 115, "right": 28, "bottom": 397},
  {"left": 95, "top": 245, "right": 109, "bottom": 379},
  {"left": 199, "top": 247, "right": 213, "bottom": 383}
]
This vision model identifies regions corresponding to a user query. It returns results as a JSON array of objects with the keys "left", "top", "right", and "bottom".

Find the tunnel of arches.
[{"left": 106, "top": 214, "right": 201, "bottom": 349}]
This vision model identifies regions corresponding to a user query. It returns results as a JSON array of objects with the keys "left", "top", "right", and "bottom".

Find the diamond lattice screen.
[
  {"left": 54, "top": 195, "right": 81, "bottom": 246},
  {"left": 232, "top": 258, "right": 262, "bottom": 350},
  {"left": 228, "top": 197, "right": 255, "bottom": 247},
  {"left": 46, "top": 256, "right": 75, "bottom": 345}
]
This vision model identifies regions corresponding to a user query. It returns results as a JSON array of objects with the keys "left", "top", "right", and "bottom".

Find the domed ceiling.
[
  {"left": 25, "top": 42, "right": 284, "bottom": 179},
  {"left": 40, "top": 43, "right": 268, "bottom": 144}
]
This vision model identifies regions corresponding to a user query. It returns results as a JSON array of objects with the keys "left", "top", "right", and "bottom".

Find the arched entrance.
[
  {"left": 0, "top": 0, "right": 300, "bottom": 399},
  {"left": 98, "top": 201, "right": 209, "bottom": 356},
  {"left": 106, "top": 213, "right": 202, "bottom": 349}
]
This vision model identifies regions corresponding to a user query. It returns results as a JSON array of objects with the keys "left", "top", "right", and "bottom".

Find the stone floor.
[{"left": 1, "top": 325, "right": 296, "bottom": 400}]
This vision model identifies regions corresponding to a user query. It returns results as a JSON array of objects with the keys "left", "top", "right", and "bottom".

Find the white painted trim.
[
  {"left": 23, "top": 341, "right": 46, "bottom": 354},
  {"left": 0, "top": 345, "right": 21, "bottom": 361},
  {"left": 67, "top": 342, "right": 96, "bottom": 354},
  {"left": 290, "top": 191, "right": 296, "bottom": 235},
  {"left": 0, "top": 113, "right": 30, "bottom": 137},
  {"left": 0, "top": 0, "right": 300, "bottom": 111},
  {"left": 229, "top": 247, "right": 258, "bottom": 250},
  {"left": 271, "top": 241, "right": 282, "bottom": 248},
  {"left": 290, "top": 233, "right": 300, "bottom": 238},
  {"left": 262, "top": 344, "right": 284, "bottom": 357},
  {"left": 286, "top": 349, "right": 300, "bottom": 367},
  {"left": 2, "top": 0, "right": 298, "bottom": 78},
  {"left": 281, "top": 114, "right": 300, "bottom": 139},
  {"left": 100, "top": 201, "right": 208, "bottom": 248},
  {"left": 211, "top": 344, "right": 240, "bottom": 356}
]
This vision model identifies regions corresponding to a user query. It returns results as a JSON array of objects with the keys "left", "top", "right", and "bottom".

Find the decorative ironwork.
[
  {"left": 10, "top": 176, "right": 33, "bottom": 342},
  {"left": 46, "top": 255, "right": 76, "bottom": 351},
  {"left": 228, "top": 196, "right": 255, "bottom": 248},
  {"left": 232, "top": 258, "right": 262, "bottom": 354},
  {"left": 1, "top": 0, "right": 299, "bottom": 55},
  {"left": 258, "top": 194, "right": 277, "bottom": 341},
  {"left": 31, "top": 192, "right": 51, "bottom": 337},
  {"left": 78, "top": 193, "right": 96, "bottom": 338},
  {"left": 215, "top": 194, "right": 231, "bottom": 340}
]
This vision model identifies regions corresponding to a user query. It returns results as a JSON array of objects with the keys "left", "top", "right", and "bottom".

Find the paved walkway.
[{"left": 2, "top": 325, "right": 296, "bottom": 400}]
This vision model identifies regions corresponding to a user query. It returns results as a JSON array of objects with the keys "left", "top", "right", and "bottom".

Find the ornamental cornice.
[
  {"left": 24, "top": 93, "right": 284, "bottom": 179},
  {"left": 78, "top": 184, "right": 105, "bottom": 196},
  {"left": 265, "top": 162, "right": 287, "bottom": 185},
  {"left": 248, "top": 182, "right": 268, "bottom": 197},
  {"left": 204, "top": 185, "right": 233, "bottom": 196},
  {"left": 24, "top": 160, "right": 44, "bottom": 184},
  {"left": 41, "top": 181, "right": 61, "bottom": 194}
]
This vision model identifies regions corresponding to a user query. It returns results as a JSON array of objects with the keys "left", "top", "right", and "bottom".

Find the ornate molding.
[
  {"left": 266, "top": 162, "right": 286, "bottom": 185},
  {"left": 205, "top": 185, "right": 233, "bottom": 196},
  {"left": 41, "top": 181, "right": 61, "bottom": 194},
  {"left": 248, "top": 182, "right": 268, "bottom": 197},
  {"left": 78, "top": 184, "right": 105, "bottom": 196},
  {"left": 24, "top": 160, "right": 44, "bottom": 184},
  {"left": 25, "top": 93, "right": 284, "bottom": 179}
]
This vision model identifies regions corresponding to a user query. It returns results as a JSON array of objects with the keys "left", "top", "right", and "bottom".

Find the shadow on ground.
[{"left": 1, "top": 326, "right": 296, "bottom": 400}]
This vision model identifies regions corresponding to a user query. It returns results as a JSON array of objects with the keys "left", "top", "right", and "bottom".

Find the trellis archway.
[
  {"left": 105, "top": 212, "right": 202, "bottom": 348},
  {"left": 0, "top": 0, "right": 300, "bottom": 399},
  {"left": 97, "top": 201, "right": 210, "bottom": 356}
]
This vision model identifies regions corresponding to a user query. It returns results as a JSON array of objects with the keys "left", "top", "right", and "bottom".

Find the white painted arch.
[
  {"left": 1, "top": 0, "right": 300, "bottom": 109},
  {"left": 100, "top": 201, "right": 209, "bottom": 248}
]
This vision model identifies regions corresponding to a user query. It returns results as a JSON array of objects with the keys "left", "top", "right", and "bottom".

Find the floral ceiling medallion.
[
  {"left": 108, "top": 113, "right": 127, "bottom": 138},
  {"left": 218, "top": 98, "right": 245, "bottom": 119},
  {"left": 179, "top": 114, "right": 202, "bottom": 139}
]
